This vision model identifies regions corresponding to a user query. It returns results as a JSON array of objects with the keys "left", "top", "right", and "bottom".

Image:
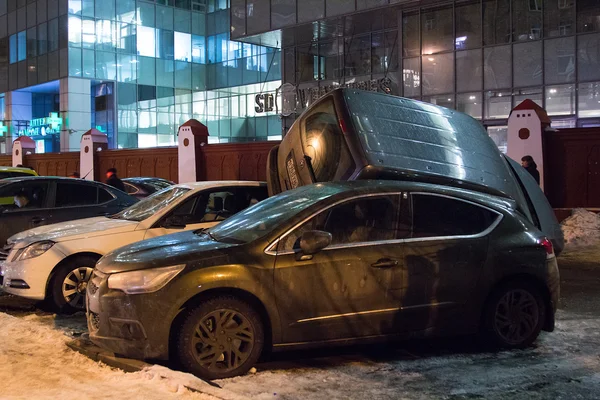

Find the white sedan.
[{"left": 0, "top": 181, "right": 267, "bottom": 313}]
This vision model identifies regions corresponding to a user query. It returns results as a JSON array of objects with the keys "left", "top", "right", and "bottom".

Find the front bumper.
[
  {"left": 0, "top": 248, "right": 67, "bottom": 300},
  {"left": 86, "top": 270, "right": 174, "bottom": 361}
]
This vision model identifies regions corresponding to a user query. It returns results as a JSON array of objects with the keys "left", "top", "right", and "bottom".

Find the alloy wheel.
[
  {"left": 190, "top": 308, "right": 255, "bottom": 373},
  {"left": 61, "top": 267, "right": 94, "bottom": 310},
  {"left": 493, "top": 289, "right": 540, "bottom": 345}
]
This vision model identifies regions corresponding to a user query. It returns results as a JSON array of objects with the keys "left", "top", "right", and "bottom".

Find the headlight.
[
  {"left": 13, "top": 241, "right": 55, "bottom": 261},
  {"left": 107, "top": 264, "right": 185, "bottom": 294}
]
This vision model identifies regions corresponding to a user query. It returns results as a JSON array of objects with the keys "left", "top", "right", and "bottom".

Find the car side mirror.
[
  {"left": 163, "top": 215, "right": 186, "bottom": 229},
  {"left": 299, "top": 230, "right": 332, "bottom": 257}
]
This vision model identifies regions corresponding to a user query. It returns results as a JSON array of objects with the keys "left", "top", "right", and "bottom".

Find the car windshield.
[
  {"left": 208, "top": 184, "right": 340, "bottom": 244},
  {"left": 111, "top": 186, "right": 190, "bottom": 222}
]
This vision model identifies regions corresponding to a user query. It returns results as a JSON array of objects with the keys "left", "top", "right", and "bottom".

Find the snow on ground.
[
  {"left": 0, "top": 311, "right": 247, "bottom": 400},
  {"left": 561, "top": 208, "right": 600, "bottom": 247},
  {"left": 217, "top": 311, "right": 600, "bottom": 399}
]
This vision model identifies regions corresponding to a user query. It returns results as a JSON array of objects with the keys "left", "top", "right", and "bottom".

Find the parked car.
[
  {"left": 123, "top": 177, "right": 174, "bottom": 199},
  {"left": 0, "top": 166, "right": 38, "bottom": 180},
  {"left": 87, "top": 180, "right": 559, "bottom": 380},
  {"left": 266, "top": 88, "right": 564, "bottom": 254},
  {"left": 1, "top": 181, "right": 267, "bottom": 312},
  {"left": 0, "top": 177, "right": 137, "bottom": 249}
]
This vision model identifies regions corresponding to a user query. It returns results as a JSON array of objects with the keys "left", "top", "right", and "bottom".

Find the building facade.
[
  {"left": 232, "top": 0, "right": 600, "bottom": 152},
  {"left": 0, "top": 0, "right": 282, "bottom": 154}
]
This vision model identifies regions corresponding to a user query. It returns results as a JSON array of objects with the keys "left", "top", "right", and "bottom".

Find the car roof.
[
  {"left": 293, "top": 180, "right": 516, "bottom": 211},
  {"left": 123, "top": 177, "right": 173, "bottom": 183},
  {"left": 0, "top": 166, "right": 37, "bottom": 174},
  {"left": 0, "top": 176, "right": 117, "bottom": 188},
  {"left": 174, "top": 180, "right": 266, "bottom": 190}
]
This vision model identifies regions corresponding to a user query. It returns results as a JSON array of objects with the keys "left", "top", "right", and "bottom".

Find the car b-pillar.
[
  {"left": 80, "top": 128, "right": 108, "bottom": 181},
  {"left": 177, "top": 119, "right": 209, "bottom": 184},
  {"left": 12, "top": 136, "right": 36, "bottom": 167}
]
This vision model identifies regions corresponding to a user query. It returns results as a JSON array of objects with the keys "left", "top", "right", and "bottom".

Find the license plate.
[{"left": 286, "top": 158, "right": 299, "bottom": 189}]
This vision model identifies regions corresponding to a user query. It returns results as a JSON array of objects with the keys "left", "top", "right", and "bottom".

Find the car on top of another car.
[{"left": 0, "top": 180, "right": 267, "bottom": 313}]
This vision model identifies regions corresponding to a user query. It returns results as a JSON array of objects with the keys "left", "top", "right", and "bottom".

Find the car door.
[
  {"left": 395, "top": 193, "right": 501, "bottom": 332},
  {"left": 144, "top": 186, "right": 266, "bottom": 239},
  {"left": 0, "top": 180, "right": 52, "bottom": 244},
  {"left": 49, "top": 181, "right": 122, "bottom": 225},
  {"left": 273, "top": 193, "right": 406, "bottom": 344}
]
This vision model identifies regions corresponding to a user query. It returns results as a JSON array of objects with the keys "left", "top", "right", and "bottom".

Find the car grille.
[
  {"left": 88, "top": 312, "right": 100, "bottom": 331},
  {"left": 0, "top": 244, "right": 13, "bottom": 262}
]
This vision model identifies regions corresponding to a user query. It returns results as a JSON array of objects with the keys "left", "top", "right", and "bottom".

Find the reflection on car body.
[{"left": 87, "top": 180, "right": 559, "bottom": 381}]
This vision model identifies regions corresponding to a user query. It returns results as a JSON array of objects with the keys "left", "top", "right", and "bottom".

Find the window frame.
[
  {"left": 53, "top": 182, "right": 111, "bottom": 208},
  {"left": 406, "top": 192, "right": 503, "bottom": 242},
  {"left": 267, "top": 191, "right": 503, "bottom": 256},
  {"left": 269, "top": 192, "right": 406, "bottom": 256},
  {"left": 0, "top": 181, "right": 52, "bottom": 211}
]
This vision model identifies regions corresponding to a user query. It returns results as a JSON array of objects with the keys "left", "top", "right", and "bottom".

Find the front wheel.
[
  {"left": 176, "top": 296, "right": 264, "bottom": 380},
  {"left": 483, "top": 281, "right": 546, "bottom": 349},
  {"left": 49, "top": 256, "right": 97, "bottom": 313}
]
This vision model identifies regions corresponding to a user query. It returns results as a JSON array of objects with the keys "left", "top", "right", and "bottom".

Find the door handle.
[
  {"left": 31, "top": 217, "right": 45, "bottom": 225},
  {"left": 371, "top": 258, "right": 398, "bottom": 268}
]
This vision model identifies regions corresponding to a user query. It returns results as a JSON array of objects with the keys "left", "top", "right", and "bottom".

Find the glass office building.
[
  {"left": 232, "top": 0, "right": 600, "bottom": 150},
  {"left": 0, "top": 0, "right": 282, "bottom": 154}
]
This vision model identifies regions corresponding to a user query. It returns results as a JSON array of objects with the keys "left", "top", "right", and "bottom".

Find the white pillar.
[
  {"left": 60, "top": 77, "right": 92, "bottom": 152},
  {"left": 178, "top": 120, "right": 209, "bottom": 184}
]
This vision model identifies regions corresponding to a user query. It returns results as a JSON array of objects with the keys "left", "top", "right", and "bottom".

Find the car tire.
[
  {"left": 482, "top": 281, "right": 546, "bottom": 349},
  {"left": 176, "top": 296, "right": 264, "bottom": 380},
  {"left": 49, "top": 256, "right": 97, "bottom": 314}
]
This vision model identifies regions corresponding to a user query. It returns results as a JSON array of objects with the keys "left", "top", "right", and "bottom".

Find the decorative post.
[
  {"left": 80, "top": 128, "right": 108, "bottom": 181},
  {"left": 507, "top": 99, "right": 551, "bottom": 191},
  {"left": 177, "top": 119, "right": 209, "bottom": 184},
  {"left": 12, "top": 136, "right": 36, "bottom": 167}
]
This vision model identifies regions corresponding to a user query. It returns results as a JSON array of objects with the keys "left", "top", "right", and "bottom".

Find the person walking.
[
  {"left": 521, "top": 155, "right": 540, "bottom": 185},
  {"left": 106, "top": 168, "right": 126, "bottom": 192}
]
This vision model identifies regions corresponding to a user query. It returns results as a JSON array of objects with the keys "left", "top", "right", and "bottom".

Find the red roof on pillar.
[
  {"left": 179, "top": 119, "right": 209, "bottom": 137},
  {"left": 13, "top": 136, "right": 36, "bottom": 148},
  {"left": 81, "top": 128, "right": 108, "bottom": 143},
  {"left": 511, "top": 99, "right": 551, "bottom": 125}
]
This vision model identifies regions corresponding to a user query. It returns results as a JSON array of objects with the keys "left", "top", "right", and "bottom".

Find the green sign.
[
  {"left": 0, "top": 122, "right": 7, "bottom": 137},
  {"left": 18, "top": 112, "right": 62, "bottom": 137}
]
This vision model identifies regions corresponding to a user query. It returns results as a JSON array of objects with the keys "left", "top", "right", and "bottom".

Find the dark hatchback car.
[
  {"left": 88, "top": 180, "right": 559, "bottom": 380},
  {"left": 0, "top": 177, "right": 137, "bottom": 249},
  {"left": 123, "top": 177, "right": 174, "bottom": 199}
]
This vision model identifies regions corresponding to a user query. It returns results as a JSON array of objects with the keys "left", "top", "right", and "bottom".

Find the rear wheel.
[
  {"left": 176, "top": 296, "right": 264, "bottom": 380},
  {"left": 49, "top": 256, "right": 97, "bottom": 314},
  {"left": 483, "top": 281, "right": 546, "bottom": 349}
]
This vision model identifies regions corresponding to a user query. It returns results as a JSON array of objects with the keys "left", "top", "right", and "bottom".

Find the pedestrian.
[
  {"left": 68, "top": 172, "right": 80, "bottom": 178},
  {"left": 105, "top": 168, "right": 125, "bottom": 192},
  {"left": 521, "top": 155, "right": 540, "bottom": 185}
]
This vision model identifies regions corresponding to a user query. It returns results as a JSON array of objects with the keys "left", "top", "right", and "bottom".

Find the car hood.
[
  {"left": 9, "top": 217, "right": 139, "bottom": 248},
  {"left": 96, "top": 230, "right": 237, "bottom": 274}
]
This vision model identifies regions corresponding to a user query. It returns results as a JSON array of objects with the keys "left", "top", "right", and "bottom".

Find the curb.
[{"left": 66, "top": 338, "right": 153, "bottom": 373}]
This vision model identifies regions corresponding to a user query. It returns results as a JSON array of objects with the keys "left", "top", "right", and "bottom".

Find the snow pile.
[
  {"left": 0, "top": 311, "right": 247, "bottom": 400},
  {"left": 561, "top": 208, "right": 600, "bottom": 247}
]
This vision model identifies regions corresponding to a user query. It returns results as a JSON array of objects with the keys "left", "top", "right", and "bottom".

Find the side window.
[
  {"left": 280, "top": 195, "right": 401, "bottom": 252},
  {"left": 55, "top": 183, "right": 98, "bottom": 207},
  {"left": 0, "top": 182, "right": 49, "bottom": 210},
  {"left": 411, "top": 194, "right": 498, "bottom": 238},
  {"left": 124, "top": 183, "right": 138, "bottom": 195},
  {"left": 98, "top": 188, "right": 114, "bottom": 203}
]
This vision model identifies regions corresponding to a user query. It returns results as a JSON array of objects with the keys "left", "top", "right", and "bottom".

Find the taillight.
[
  {"left": 539, "top": 237, "right": 555, "bottom": 259},
  {"left": 339, "top": 119, "right": 348, "bottom": 134}
]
